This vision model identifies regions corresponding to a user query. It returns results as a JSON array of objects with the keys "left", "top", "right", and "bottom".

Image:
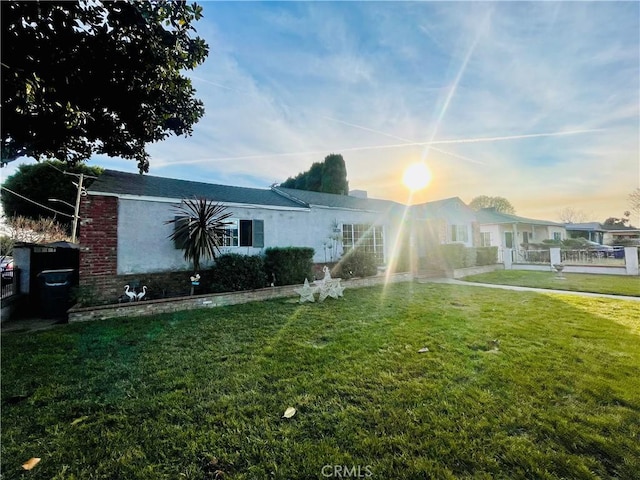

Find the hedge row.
[
  {"left": 209, "top": 247, "right": 315, "bottom": 292},
  {"left": 438, "top": 244, "right": 498, "bottom": 269}
]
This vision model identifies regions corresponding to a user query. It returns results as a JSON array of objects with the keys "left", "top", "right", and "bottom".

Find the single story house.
[
  {"left": 602, "top": 224, "right": 640, "bottom": 245},
  {"left": 564, "top": 222, "right": 606, "bottom": 244},
  {"left": 79, "top": 170, "right": 505, "bottom": 300},
  {"left": 79, "top": 170, "right": 408, "bottom": 299},
  {"left": 475, "top": 208, "right": 566, "bottom": 250},
  {"left": 411, "top": 197, "right": 479, "bottom": 250}
]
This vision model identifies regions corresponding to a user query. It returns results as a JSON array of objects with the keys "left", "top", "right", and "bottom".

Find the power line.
[{"left": 0, "top": 186, "right": 75, "bottom": 218}]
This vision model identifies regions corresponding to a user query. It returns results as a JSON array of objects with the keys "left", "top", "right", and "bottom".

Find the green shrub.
[
  {"left": 476, "top": 246, "right": 498, "bottom": 266},
  {"left": 337, "top": 249, "right": 378, "bottom": 279},
  {"left": 264, "top": 247, "right": 314, "bottom": 286},
  {"left": 439, "top": 244, "right": 468, "bottom": 269},
  {"left": 562, "top": 238, "right": 589, "bottom": 248},
  {"left": 542, "top": 239, "right": 562, "bottom": 246},
  {"left": 210, "top": 253, "right": 267, "bottom": 292}
]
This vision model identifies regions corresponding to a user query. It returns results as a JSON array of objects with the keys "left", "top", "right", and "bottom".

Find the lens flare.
[{"left": 402, "top": 163, "right": 432, "bottom": 191}]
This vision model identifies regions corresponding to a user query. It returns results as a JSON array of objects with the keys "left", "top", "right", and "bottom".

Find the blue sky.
[{"left": 2, "top": 1, "right": 639, "bottom": 222}]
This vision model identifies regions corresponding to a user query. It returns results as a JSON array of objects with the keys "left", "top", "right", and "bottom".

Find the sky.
[{"left": 2, "top": 1, "right": 639, "bottom": 223}]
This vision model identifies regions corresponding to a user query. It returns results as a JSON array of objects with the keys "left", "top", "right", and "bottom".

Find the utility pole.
[{"left": 63, "top": 171, "right": 97, "bottom": 244}]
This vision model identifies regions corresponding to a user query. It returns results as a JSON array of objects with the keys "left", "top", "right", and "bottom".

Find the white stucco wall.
[
  {"left": 479, "top": 225, "right": 501, "bottom": 247},
  {"left": 116, "top": 198, "right": 403, "bottom": 274}
]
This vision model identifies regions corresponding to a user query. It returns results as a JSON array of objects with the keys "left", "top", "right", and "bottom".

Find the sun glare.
[{"left": 402, "top": 162, "right": 432, "bottom": 191}]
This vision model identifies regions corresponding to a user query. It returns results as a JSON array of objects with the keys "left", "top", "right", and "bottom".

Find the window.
[
  {"left": 522, "top": 232, "right": 529, "bottom": 244},
  {"left": 342, "top": 223, "right": 384, "bottom": 264},
  {"left": 450, "top": 225, "right": 469, "bottom": 243},
  {"left": 224, "top": 219, "right": 264, "bottom": 248},
  {"left": 553, "top": 231, "right": 562, "bottom": 241},
  {"left": 174, "top": 218, "right": 264, "bottom": 249},
  {"left": 480, "top": 232, "right": 491, "bottom": 247}
]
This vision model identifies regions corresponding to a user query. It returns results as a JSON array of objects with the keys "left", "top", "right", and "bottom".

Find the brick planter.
[{"left": 68, "top": 272, "right": 414, "bottom": 323}]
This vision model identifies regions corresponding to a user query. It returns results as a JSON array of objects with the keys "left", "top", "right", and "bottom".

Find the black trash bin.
[{"left": 37, "top": 269, "right": 76, "bottom": 319}]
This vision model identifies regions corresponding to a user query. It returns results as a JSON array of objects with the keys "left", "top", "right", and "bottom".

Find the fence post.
[
  {"left": 503, "top": 248, "right": 513, "bottom": 270},
  {"left": 624, "top": 247, "right": 639, "bottom": 275},
  {"left": 550, "top": 248, "right": 561, "bottom": 267}
]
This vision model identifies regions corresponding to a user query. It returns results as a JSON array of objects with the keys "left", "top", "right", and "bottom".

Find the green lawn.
[
  {"left": 2, "top": 283, "right": 639, "bottom": 479},
  {"left": 462, "top": 270, "right": 640, "bottom": 297}
]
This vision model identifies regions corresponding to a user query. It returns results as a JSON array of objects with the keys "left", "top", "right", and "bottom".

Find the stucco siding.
[{"left": 116, "top": 198, "right": 402, "bottom": 274}]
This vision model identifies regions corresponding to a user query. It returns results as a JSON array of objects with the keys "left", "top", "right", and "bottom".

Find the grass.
[
  {"left": 2, "top": 282, "right": 639, "bottom": 479},
  {"left": 462, "top": 270, "right": 640, "bottom": 297}
]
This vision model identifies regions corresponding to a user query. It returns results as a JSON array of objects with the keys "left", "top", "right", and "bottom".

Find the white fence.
[{"left": 502, "top": 247, "right": 638, "bottom": 276}]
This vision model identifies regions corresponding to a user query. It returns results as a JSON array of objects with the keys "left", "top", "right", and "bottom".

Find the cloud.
[{"left": 4, "top": 2, "right": 636, "bottom": 224}]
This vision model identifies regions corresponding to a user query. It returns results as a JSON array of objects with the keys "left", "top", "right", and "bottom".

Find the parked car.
[{"left": 1, "top": 256, "right": 14, "bottom": 282}]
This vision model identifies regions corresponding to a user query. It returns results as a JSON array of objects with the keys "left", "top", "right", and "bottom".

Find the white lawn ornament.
[
  {"left": 136, "top": 286, "right": 147, "bottom": 301},
  {"left": 313, "top": 265, "right": 345, "bottom": 302},
  {"left": 294, "top": 278, "right": 316, "bottom": 303},
  {"left": 124, "top": 285, "right": 136, "bottom": 302},
  {"left": 322, "top": 265, "right": 332, "bottom": 281}
]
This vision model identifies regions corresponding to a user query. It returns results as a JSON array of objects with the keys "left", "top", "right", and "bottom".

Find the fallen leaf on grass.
[
  {"left": 282, "top": 407, "right": 296, "bottom": 418},
  {"left": 71, "top": 415, "right": 89, "bottom": 425},
  {"left": 22, "top": 457, "right": 41, "bottom": 470}
]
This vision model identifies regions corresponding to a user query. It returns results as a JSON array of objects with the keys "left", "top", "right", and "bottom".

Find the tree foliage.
[
  {"left": 1, "top": 161, "right": 103, "bottom": 229},
  {"left": 603, "top": 211, "right": 631, "bottom": 228},
  {"left": 469, "top": 195, "right": 516, "bottom": 214},
  {"left": 2, "top": 1, "right": 208, "bottom": 172},
  {"left": 165, "top": 198, "right": 233, "bottom": 273},
  {"left": 281, "top": 154, "right": 349, "bottom": 195}
]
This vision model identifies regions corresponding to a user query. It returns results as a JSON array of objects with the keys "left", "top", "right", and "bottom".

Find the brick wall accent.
[{"left": 79, "top": 195, "right": 119, "bottom": 298}]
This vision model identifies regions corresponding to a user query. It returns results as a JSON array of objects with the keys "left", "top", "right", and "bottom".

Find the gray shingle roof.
[
  {"left": 563, "top": 222, "right": 605, "bottom": 232},
  {"left": 273, "top": 187, "right": 404, "bottom": 213},
  {"left": 476, "top": 208, "right": 563, "bottom": 227},
  {"left": 411, "top": 197, "right": 477, "bottom": 223},
  {"left": 88, "top": 170, "right": 306, "bottom": 209}
]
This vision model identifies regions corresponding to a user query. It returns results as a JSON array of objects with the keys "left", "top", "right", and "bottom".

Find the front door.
[{"left": 505, "top": 232, "right": 513, "bottom": 249}]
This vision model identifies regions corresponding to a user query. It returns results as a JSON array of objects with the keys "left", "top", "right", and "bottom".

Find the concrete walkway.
[
  {"left": 418, "top": 277, "right": 640, "bottom": 302},
  {"left": 1, "top": 316, "right": 66, "bottom": 333}
]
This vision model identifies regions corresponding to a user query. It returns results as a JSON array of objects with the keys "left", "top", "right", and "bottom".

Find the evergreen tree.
[
  {"left": 321, "top": 154, "right": 349, "bottom": 195},
  {"left": 280, "top": 155, "right": 349, "bottom": 195}
]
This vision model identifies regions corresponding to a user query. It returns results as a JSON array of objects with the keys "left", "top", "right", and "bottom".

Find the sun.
[{"left": 402, "top": 162, "right": 432, "bottom": 191}]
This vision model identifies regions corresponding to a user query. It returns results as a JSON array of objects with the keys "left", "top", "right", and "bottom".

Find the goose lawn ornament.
[
  {"left": 124, "top": 285, "right": 136, "bottom": 302},
  {"left": 136, "top": 286, "right": 147, "bottom": 301}
]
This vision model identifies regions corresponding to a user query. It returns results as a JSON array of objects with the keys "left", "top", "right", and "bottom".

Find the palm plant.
[{"left": 166, "top": 197, "right": 233, "bottom": 273}]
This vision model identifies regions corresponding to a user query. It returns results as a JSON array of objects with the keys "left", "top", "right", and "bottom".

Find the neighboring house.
[
  {"left": 411, "top": 197, "right": 479, "bottom": 258},
  {"left": 476, "top": 208, "right": 566, "bottom": 250},
  {"left": 564, "top": 222, "right": 606, "bottom": 244},
  {"left": 602, "top": 224, "right": 640, "bottom": 245},
  {"left": 79, "top": 170, "right": 406, "bottom": 298}
]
